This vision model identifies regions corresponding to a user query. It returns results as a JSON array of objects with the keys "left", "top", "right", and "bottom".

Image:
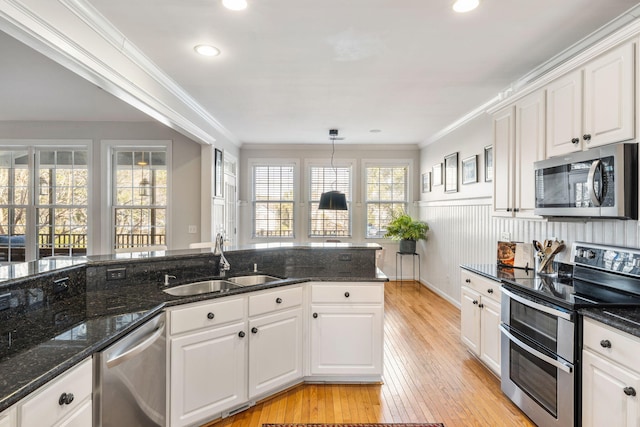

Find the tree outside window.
[
  {"left": 253, "top": 165, "right": 295, "bottom": 238},
  {"left": 366, "top": 166, "right": 408, "bottom": 238},
  {"left": 309, "top": 166, "right": 351, "bottom": 237}
]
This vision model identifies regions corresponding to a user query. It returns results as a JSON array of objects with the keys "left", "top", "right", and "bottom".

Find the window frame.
[
  {"left": 249, "top": 158, "right": 299, "bottom": 240},
  {"left": 363, "top": 159, "right": 413, "bottom": 239}
]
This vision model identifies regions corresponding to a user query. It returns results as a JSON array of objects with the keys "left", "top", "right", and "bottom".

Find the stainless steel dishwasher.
[{"left": 94, "top": 312, "right": 166, "bottom": 427}]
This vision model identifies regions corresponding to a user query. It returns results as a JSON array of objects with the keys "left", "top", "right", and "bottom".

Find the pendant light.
[{"left": 318, "top": 129, "right": 348, "bottom": 210}]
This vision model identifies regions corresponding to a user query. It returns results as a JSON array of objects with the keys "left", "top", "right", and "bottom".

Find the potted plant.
[{"left": 384, "top": 213, "right": 429, "bottom": 254}]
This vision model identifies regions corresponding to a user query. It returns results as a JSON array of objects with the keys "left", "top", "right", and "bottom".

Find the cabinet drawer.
[
  {"left": 20, "top": 358, "right": 92, "bottom": 427},
  {"left": 170, "top": 296, "right": 245, "bottom": 335},
  {"left": 311, "top": 282, "right": 383, "bottom": 304},
  {"left": 249, "top": 286, "right": 303, "bottom": 317},
  {"left": 583, "top": 317, "right": 640, "bottom": 370},
  {"left": 461, "top": 270, "right": 501, "bottom": 303}
]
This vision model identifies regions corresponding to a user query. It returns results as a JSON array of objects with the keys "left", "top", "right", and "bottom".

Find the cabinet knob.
[
  {"left": 207, "top": 312, "right": 215, "bottom": 320},
  {"left": 238, "top": 331, "right": 245, "bottom": 338},
  {"left": 478, "top": 303, "right": 484, "bottom": 309},
  {"left": 506, "top": 208, "right": 512, "bottom": 212},
  {"left": 276, "top": 297, "right": 283, "bottom": 304},
  {"left": 600, "top": 339, "right": 612, "bottom": 348},
  {"left": 344, "top": 292, "right": 350, "bottom": 298},
  {"left": 472, "top": 300, "right": 478, "bottom": 305},
  {"left": 58, "top": 392, "right": 74, "bottom": 406},
  {"left": 313, "top": 312, "right": 318, "bottom": 318},
  {"left": 487, "top": 288, "right": 494, "bottom": 294},
  {"left": 251, "top": 327, "right": 258, "bottom": 334},
  {"left": 571, "top": 137, "right": 580, "bottom": 144},
  {"left": 465, "top": 279, "right": 471, "bottom": 283},
  {"left": 583, "top": 134, "right": 592, "bottom": 141},
  {"left": 624, "top": 387, "right": 637, "bottom": 396}
]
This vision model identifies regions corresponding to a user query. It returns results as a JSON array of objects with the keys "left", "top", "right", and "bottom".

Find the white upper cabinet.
[
  {"left": 547, "top": 41, "right": 635, "bottom": 157},
  {"left": 493, "top": 106, "right": 515, "bottom": 216}
]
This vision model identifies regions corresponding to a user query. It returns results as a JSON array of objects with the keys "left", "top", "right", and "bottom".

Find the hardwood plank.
[{"left": 202, "top": 281, "right": 536, "bottom": 427}]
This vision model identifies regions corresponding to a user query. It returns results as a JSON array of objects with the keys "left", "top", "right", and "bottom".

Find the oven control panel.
[{"left": 573, "top": 242, "right": 640, "bottom": 276}]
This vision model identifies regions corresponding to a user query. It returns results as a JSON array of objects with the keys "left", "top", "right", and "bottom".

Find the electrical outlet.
[
  {"left": 188, "top": 225, "right": 197, "bottom": 234},
  {"left": 106, "top": 267, "right": 126, "bottom": 281},
  {"left": 500, "top": 231, "right": 511, "bottom": 241}
]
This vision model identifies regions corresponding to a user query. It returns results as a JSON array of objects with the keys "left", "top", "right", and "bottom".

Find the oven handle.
[
  {"left": 500, "top": 324, "right": 573, "bottom": 374},
  {"left": 501, "top": 286, "right": 573, "bottom": 321}
]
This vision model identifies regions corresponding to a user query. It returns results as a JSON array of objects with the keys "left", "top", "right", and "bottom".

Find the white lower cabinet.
[
  {"left": 582, "top": 317, "right": 640, "bottom": 427},
  {"left": 0, "top": 406, "right": 16, "bottom": 427},
  {"left": 309, "top": 282, "right": 384, "bottom": 378},
  {"left": 460, "top": 270, "right": 502, "bottom": 376},
  {"left": 19, "top": 358, "right": 92, "bottom": 427}
]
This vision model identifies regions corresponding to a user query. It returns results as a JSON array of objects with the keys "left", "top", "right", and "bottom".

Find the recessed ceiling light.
[
  {"left": 369, "top": 129, "right": 382, "bottom": 133},
  {"left": 453, "top": 0, "right": 479, "bottom": 13},
  {"left": 194, "top": 44, "right": 221, "bottom": 57},
  {"left": 222, "top": 0, "right": 247, "bottom": 11}
]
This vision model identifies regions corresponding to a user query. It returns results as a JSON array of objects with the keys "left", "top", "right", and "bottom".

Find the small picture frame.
[
  {"left": 214, "top": 149, "right": 223, "bottom": 197},
  {"left": 432, "top": 163, "right": 443, "bottom": 186},
  {"left": 462, "top": 155, "right": 478, "bottom": 185},
  {"left": 444, "top": 152, "right": 458, "bottom": 193},
  {"left": 484, "top": 145, "right": 493, "bottom": 182},
  {"left": 422, "top": 172, "right": 431, "bottom": 193}
]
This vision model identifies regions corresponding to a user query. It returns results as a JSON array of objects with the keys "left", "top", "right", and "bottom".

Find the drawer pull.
[
  {"left": 276, "top": 297, "right": 283, "bottom": 304},
  {"left": 624, "top": 387, "right": 636, "bottom": 396},
  {"left": 58, "top": 392, "right": 74, "bottom": 406},
  {"left": 251, "top": 327, "right": 259, "bottom": 334},
  {"left": 238, "top": 331, "right": 245, "bottom": 338},
  {"left": 487, "top": 288, "right": 494, "bottom": 294},
  {"left": 600, "top": 339, "right": 612, "bottom": 348},
  {"left": 313, "top": 313, "right": 318, "bottom": 318},
  {"left": 344, "top": 292, "right": 350, "bottom": 298},
  {"left": 207, "top": 312, "right": 215, "bottom": 320}
]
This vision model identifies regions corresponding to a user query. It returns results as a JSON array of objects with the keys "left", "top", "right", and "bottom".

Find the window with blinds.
[
  {"left": 366, "top": 165, "right": 408, "bottom": 238},
  {"left": 309, "top": 166, "right": 351, "bottom": 237},
  {"left": 253, "top": 165, "right": 295, "bottom": 238}
]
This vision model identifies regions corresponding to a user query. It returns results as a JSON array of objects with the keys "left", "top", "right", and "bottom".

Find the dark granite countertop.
[
  {"left": 0, "top": 265, "right": 388, "bottom": 412},
  {"left": 580, "top": 307, "right": 640, "bottom": 339}
]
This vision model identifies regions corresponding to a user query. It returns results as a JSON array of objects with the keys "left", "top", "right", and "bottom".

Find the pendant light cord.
[{"left": 330, "top": 136, "right": 337, "bottom": 190}]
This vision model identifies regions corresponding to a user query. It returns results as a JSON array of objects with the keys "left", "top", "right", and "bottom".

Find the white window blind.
[
  {"left": 253, "top": 165, "right": 295, "bottom": 238},
  {"left": 309, "top": 166, "right": 351, "bottom": 237},
  {"left": 365, "top": 166, "right": 408, "bottom": 238}
]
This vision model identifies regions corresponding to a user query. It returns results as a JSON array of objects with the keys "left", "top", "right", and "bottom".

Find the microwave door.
[{"left": 535, "top": 161, "right": 601, "bottom": 217}]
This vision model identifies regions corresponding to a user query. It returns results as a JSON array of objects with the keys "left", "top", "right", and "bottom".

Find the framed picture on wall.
[
  {"left": 444, "top": 152, "right": 458, "bottom": 193},
  {"left": 422, "top": 172, "right": 431, "bottom": 193},
  {"left": 214, "top": 148, "right": 223, "bottom": 198},
  {"left": 462, "top": 155, "right": 478, "bottom": 185},
  {"left": 432, "top": 163, "right": 443, "bottom": 186},
  {"left": 484, "top": 145, "right": 493, "bottom": 182}
]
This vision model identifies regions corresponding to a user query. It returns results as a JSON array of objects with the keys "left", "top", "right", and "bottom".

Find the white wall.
[
  {"left": 238, "top": 143, "right": 421, "bottom": 275},
  {"left": 0, "top": 120, "right": 239, "bottom": 253},
  {"left": 419, "top": 114, "right": 640, "bottom": 307}
]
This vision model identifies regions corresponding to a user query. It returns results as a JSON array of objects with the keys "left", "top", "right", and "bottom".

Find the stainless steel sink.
[
  {"left": 163, "top": 280, "right": 241, "bottom": 296},
  {"left": 227, "top": 275, "right": 281, "bottom": 286}
]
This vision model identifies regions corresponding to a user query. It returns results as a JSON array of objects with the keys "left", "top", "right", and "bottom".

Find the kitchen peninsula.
[{"left": 0, "top": 243, "right": 386, "bottom": 427}]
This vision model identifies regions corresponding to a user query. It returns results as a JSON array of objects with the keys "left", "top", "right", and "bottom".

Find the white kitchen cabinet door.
[
  {"left": 479, "top": 297, "right": 501, "bottom": 376},
  {"left": 0, "top": 406, "right": 16, "bottom": 427},
  {"left": 492, "top": 106, "right": 515, "bottom": 217},
  {"left": 582, "top": 349, "right": 640, "bottom": 427},
  {"left": 310, "top": 305, "right": 383, "bottom": 376},
  {"left": 514, "top": 90, "right": 545, "bottom": 218},
  {"left": 170, "top": 321, "right": 247, "bottom": 427},
  {"left": 55, "top": 399, "right": 92, "bottom": 427},
  {"left": 546, "top": 69, "right": 583, "bottom": 157},
  {"left": 583, "top": 42, "right": 635, "bottom": 149},
  {"left": 460, "top": 285, "right": 481, "bottom": 356},
  {"left": 248, "top": 308, "right": 303, "bottom": 399}
]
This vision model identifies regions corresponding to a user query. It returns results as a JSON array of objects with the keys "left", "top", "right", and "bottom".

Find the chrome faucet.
[
  {"left": 164, "top": 274, "right": 176, "bottom": 286},
  {"left": 213, "top": 233, "right": 230, "bottom": 276}
]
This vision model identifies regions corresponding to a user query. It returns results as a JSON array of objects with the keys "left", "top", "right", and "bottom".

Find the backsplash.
[{"left": 418, "top": 198, "right": 640, "bottom": 305}]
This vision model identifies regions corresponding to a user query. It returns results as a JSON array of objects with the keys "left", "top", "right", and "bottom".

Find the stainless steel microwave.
[{"left": 534, "top": 143, "right": 638, "bottom": 219}]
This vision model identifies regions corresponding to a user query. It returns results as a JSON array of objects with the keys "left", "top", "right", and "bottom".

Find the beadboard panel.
[{"left": 418, "top": 199, "right": 640, "bottom": 305}]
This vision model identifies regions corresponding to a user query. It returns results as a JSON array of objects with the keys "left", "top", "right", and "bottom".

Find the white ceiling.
[{"left": 2, "top": 0, "right": 640, "bottom": 145}]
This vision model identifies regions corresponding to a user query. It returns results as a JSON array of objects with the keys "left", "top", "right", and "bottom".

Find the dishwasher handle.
[{"left": 106, "top": 320, "right": 165, "bottom": 369}]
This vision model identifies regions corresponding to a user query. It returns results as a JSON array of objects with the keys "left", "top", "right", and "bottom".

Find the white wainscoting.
[{"left": 418, "top": 198, "right": 640, "bottom": 306}]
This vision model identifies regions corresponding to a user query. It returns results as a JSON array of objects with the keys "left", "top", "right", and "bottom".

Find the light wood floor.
[{"left": 205, "top": 281, "right": 536, "bottom": 427}]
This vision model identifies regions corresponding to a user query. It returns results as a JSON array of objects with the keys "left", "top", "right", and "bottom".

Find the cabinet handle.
[
  {"left": 207, "top": 312, "right": 215, "bottom": 320},
  {"left": 251, "top": 327, "right": 258, "bottom": 334},
  {"left": 600, "top": 339, "right": 612, "bottom": 348},
  {"left": 58, "top": 392, "right": 74, "bottom": 406},
  {"left": 571, "top": 137, "right": 580, "bottom": 144},
  {"left": 583, "top": 134, "right": 592, "bottom": 141},
  {"left": 478, "top": 303, "right": 484, "bottom": 309},
  {"left": 487, "top": 288, "right": 494, "bottom": 294},
  {"left": 313, "top": 312, "right": 318, "bottom": 318},
  {"left": 465, "top": 279, "right": 471, "bottom": 283},
  {"left": 506, "top": 208, "right": 512, "bottom": 212},
  {"left": 624, "top": 387, "right": 637, "bottom": 396},
  {"left": 238, "top": 331, "right": 245, "bottom": 338},
  {"left": 276, "top": 297, "right": 283, "bottom": 304},
  {"left": 344, "top": 292, "right": 350, "bottom": 298},
  {"left": 472, "top": 300, "right": 478, "bottom": 305}
]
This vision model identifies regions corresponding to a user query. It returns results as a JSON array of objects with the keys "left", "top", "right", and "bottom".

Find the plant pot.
[{"left": 399, "top": 239, "right": 416, "bottom": 254}]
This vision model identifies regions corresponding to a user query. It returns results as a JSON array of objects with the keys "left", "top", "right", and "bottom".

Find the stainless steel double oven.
[{"left": 500, "top": 285, "right": 576, "bottom": 427}]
